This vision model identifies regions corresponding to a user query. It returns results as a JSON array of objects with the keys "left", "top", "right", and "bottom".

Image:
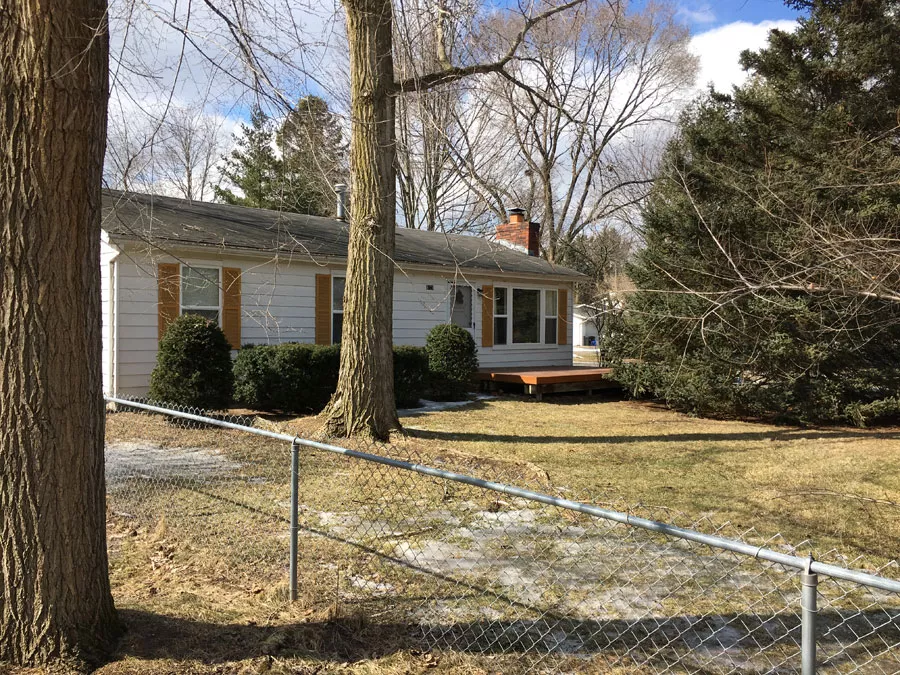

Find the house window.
[
  {"left": 493, "top": 287, "right": 508, "bottom": 345},
  {"left": 181, "top": 266, "right": 220, "bottom": 323},
  {"left": 512, "top": 288, "right": 540, "bottom": 344},
  {"left": 544, "top": 290, "right": 558, "bottom": 344},
  {"left": 332, "top": 276, "right": 345, "bottom": 344}
]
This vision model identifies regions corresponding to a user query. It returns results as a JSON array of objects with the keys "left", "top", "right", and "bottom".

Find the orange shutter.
[
  {"left": 315, "top": 274, "right": 332, "bottom": 345},
  {"left": 557, "top": 288, "right": 568, "bottom": 345},
  {"left": 481, "top": 285, "right": 494, "bottom": 348},
  {"left": 157, "top": 263, "right": 180, "bottom": 341},
  {"left": 222, "top": 267, "right": 242, "bottom": 349}
]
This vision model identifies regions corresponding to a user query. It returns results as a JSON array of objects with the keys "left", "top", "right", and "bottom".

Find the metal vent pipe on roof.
[{"left": 335, "top": 184, "right": 347, "bottom": 221}]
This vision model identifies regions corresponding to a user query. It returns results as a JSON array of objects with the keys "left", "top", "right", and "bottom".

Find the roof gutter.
[{"left": 104, "top": 233, "right": 586, "bottom": 282}]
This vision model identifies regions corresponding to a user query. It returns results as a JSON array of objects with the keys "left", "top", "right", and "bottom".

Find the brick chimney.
[{"left": 496, "top": 208, "right": 540, "bottom": 256}]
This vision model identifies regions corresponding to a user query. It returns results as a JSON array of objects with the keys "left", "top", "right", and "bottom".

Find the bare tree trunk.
[
  {"left": 323, "top": 0, "right": 400, "bottom": 440},
  {"left": 0, "top": 0, "right": 120, "bottom": 667}
]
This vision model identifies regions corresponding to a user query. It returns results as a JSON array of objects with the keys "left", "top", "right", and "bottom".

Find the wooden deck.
[{"left": 477, "top": 366, "right": 617, "bottom": 400}]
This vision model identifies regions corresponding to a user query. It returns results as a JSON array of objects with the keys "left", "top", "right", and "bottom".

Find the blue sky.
[
  {"left": 676, "top": 1, "right": 801, "bottom": 93},
  {"left": 676, "top": 0, "right": 802, "bottom": 29},
  {"left": 105, "top": 0, "right": 807, "bottom": 189}
]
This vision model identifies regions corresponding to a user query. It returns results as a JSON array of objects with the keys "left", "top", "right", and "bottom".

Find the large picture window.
[
  {"left": 332, "top": 276, "right": 345, "bottom": 344},
  {"left": 512, "top": 288, "right": 540, "bottom": 344},
  {"left": 181, "top": 266, "right": 220, "bottom": 323},
  {"left": 490, "top": 286, "right": 560, "bottom": 345}
]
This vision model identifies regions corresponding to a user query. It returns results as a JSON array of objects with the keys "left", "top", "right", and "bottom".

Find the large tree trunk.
[
  {"left": 0, "top": 0, "right": 120, "bottom": 667},
  {"left": 323, "top": 0, "right": 400, "bottom": 440}
]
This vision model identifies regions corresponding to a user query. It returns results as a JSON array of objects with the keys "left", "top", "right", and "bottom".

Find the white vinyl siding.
[
  {"left": 102, "top": 239, "right": 575, "bottom": 395},
  {"left": 109, "top": 248, "right": 321, "bottom": 396},
  {"left": 392, "top": 274, "right": 453, "bottom": 345}
]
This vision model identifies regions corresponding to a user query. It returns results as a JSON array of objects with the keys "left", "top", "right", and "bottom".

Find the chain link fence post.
[
  {"left": 289, "top": 438, "right": 300, "bottom": 602},
  {"left": 801, "top": 567, "right": 819, "bottom": 675}
]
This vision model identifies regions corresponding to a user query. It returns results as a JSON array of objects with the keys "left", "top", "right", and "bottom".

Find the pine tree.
[
  {"left": 613, "top": 0, "right": 900, "bottom": 425},
  {"left": 214, "top": 106, "right": 322, "bottom": 213},
  {"left": 277, "top": 96, "right": 348, "bottom": 217},
  {"left": 214, "top": 106, "right": 281, "bottom": 208}
]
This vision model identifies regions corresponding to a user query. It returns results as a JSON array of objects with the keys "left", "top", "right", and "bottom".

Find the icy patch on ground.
[
  {"left": 105, "top": 441, "right": 240, "bottom": 487},
  {"left": 386, "top": 505, "right": 801, "bottom": 663},
  {"left": 398, "top": 394, "right": 496, "bottom": 417},
  {"left": 305, "top": 498, "right": 897, "bottom": 667},
  {"left": 348, "top": 574, "right": 394, "bottom": 594}
]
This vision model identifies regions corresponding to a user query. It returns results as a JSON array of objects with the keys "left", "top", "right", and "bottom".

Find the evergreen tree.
[
  {"left": 214, "top": 106, "right": 281, "bottom": 209},
  {"left": 278, "top": 96, "right": 348, "bottom": 217},
  {"left": 613, "top": 0, "right": 900, "bottom": 425},
  {"left": 214, "top": 105, "right": 325, "bottom": 214}
]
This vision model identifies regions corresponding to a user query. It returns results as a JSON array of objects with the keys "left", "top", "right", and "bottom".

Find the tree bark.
[
  {"left": 0, "top": 0, "right": 120, "bottom": 667},
  {"left": 323, "top": 0, "right": 400, "bottom": 440}
]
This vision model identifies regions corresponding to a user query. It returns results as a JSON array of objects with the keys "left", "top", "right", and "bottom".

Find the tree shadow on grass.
[
  {"left": 407, "top": 426, "right": 900, "bottom": 445},
  {"left": 106, "top": 484, "right": 900, "bottom": 672},
  {"left": 110, "top": 606, "right": 900, "bottom": 672}
]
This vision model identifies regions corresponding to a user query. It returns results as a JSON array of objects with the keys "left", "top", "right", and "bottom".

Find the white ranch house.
[{"left": 100, "top": 191, "right": 583, "bottom": 396}]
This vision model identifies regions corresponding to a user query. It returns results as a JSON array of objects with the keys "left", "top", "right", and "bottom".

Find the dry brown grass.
[
  {"left": 386, "top": 396, "right": 900, "bottom": 561},
  {"left": 9, "top": 397, "right": 897, "bottom": 674},
  {"left": 93, "top": 410, "right": 645, "bottom": 674}
]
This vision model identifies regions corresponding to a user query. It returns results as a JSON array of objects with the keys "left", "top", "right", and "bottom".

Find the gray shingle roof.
[{"left": 101, "top": 190, "right": 582, "bottom": 278}]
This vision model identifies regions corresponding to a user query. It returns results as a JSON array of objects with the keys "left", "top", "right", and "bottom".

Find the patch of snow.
[
  {"left": 398, "top": 394, "right": 496, "bottom": 417},
  {"left": 348, "top": 575, "right": 394, "bottom": 594},
  {"left": 302, "top": 498, "right": 803, "bottom": 667},
  {"left": 105, "top": 441, "right": 240, "bottom": 487},
  {"left": 476, "top": 508, "right": 538, "bottom": 525}
]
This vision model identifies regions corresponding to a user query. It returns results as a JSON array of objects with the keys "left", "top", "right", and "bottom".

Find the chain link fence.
[{"left": 105, "top": 395, "right": 900, "bottom": 673}]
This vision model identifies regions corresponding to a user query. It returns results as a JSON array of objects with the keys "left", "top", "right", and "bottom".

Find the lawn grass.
[
  {"left": 92, "top": 395, "right": 890, "bottom": 672},
  {"left": 93, "top": 410, "right": 649, "bottom": 674},
  {"left": 384, "top": 396, "right": 900, "bottom": 564}
]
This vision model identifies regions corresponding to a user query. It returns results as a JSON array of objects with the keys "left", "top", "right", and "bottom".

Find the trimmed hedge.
[
  {"left": 149, "top": 314, "right": 234, "bottom": 409},
  {"left": 394, "top": 345, "right": 430, "bottom": 408},
  {"left": 425, "top": 324, "right": 479, "bottom": 400},
  {"left": 233, "top": 343, "right": 340, "bottom": 413},
  {"left": 233, "top": 343, "right": 431, "bottom": 413}
]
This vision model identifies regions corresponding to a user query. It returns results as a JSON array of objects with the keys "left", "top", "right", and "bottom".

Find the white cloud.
[
  {"left": 689, "top": 19, "right": 797, "bottom": 93},
  {"left": 677, "top": 2, "right": 716, "bottom": 25},
  {"left": 107, "top": 0, "right": 347, "bottom": 119},
  {"left": 103, "top": 0, "right": 350, "bottom": 198}
]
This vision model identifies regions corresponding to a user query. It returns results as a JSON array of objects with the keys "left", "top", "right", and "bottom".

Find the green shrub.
[
  {"left": 845, "top": 397, "right": 900, "bottom": 428},
  {"left": 233, "top": 343, "right": 430, "bottom": 412},
  {"left": 230, "top": 344, "right": 283, "bottom": 411},
  {"left": 233, "top": 343, "right": 340, "bottom": 413},
  {"left": 149, "top": 314, "right": 234, "bottom": 409},
  {"left": 393, "top": 346, "right": 430, "bottom": 408},
  {"left": 425, "top": 324, "right": 478, "bottom": 400}
]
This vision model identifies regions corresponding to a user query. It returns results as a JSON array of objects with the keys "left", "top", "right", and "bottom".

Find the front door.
[{"left": 450, "top": 285, "right": 473, "bottom": 334}]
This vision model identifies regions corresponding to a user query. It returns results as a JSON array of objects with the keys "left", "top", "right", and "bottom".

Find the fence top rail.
[{"left": 106, "top": 395, "right": 900, "bottom": 594}]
